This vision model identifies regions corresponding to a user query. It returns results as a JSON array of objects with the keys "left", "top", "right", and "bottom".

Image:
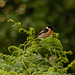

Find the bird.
[{"left": 35, "top": 26, "right": 54, "bottom": 38}]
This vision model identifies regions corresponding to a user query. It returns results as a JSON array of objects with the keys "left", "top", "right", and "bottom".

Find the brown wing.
[{"left": 35, "top": 28, "right": 48, "bottom": 38}]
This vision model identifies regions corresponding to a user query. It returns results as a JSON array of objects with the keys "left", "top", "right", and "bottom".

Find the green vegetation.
[
  {"left": 0, "top": 19, "right": 74, "bottom": 75},
  {"left": 0, "top": 0, "right": 75, "bottom": 74}
]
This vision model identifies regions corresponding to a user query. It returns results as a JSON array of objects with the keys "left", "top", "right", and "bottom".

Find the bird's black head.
[{"left": 47, "top": 26, "right": 54, "bottom": 30}]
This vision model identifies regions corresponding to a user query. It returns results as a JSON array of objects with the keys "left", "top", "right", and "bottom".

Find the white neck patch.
[{"left": 46, "top": 27, "right": 50, "bottom": 30}]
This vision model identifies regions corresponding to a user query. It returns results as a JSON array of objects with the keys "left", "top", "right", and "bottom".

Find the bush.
[{"left": 0, "top": 19, "right": 74, "bottom": 75}]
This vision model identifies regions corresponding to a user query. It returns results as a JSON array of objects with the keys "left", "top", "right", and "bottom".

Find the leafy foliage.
[
  {"left": 0, "top": 19, "right": 74, "bottom": 75},
  {"left": 0, "top": 0, "right": 75, "bottom": 54}
]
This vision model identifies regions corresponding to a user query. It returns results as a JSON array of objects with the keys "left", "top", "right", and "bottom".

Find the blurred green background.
[{"left": 0, "top": 0, "right": 75, "bottom": 73}]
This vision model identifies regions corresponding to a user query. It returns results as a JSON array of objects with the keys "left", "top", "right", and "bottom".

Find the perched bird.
[{"left": 35, "top": 26, "right": 54, "bottom": 38}]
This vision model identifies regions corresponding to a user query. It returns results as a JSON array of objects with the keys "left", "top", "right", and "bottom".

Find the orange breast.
[{"left": 38, "top": 29, "right": 53, "bottom": 38}]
